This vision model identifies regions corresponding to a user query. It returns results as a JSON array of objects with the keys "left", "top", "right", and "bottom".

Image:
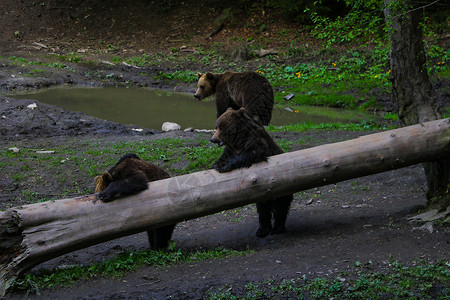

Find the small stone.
[
  {"left": 412, "top": 222, "right": 434, "bottom": 234},
  {"left": 194, "top": 129, "right": 215, "bottom": 133},
  {"left": 27, "top": 103, "right": 37, "bottom": 109},
  {"left": 283, "top": 93, "right": 295, "bottom": 101},
  {"left": 9, "top": 147, "right": 19, "bottom": 153},
  {"left": 162, "top": 122, "right": 181, "bottom": 132}
]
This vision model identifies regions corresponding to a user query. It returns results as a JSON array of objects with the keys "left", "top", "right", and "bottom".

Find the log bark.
[{"left": 1, "top": 118, "right": 449, "bottom": 295}]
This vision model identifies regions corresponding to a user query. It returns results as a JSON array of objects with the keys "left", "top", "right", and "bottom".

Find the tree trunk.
[
  {"left": 1, "top": 119, "right": 449, "bottom": 296},
  {"left": 384, "top": 0, "right": 449, "bottom": 205}
]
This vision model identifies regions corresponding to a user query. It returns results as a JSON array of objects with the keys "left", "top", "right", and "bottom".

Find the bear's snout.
[
  {"left": 210, "top": 138, "right": 224, "bottom": 147},
  {"left": 193, "top": 93, "right": 201, "bottom": 100}
]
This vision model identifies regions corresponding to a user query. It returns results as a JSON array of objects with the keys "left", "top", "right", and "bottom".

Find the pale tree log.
[{"left": 1, "top": 118, "right": 449, "bottom": 296}]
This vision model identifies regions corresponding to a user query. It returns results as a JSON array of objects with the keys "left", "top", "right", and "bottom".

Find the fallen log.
[{"left": 1, "top": 118, "right": 449, "bottom": 295}]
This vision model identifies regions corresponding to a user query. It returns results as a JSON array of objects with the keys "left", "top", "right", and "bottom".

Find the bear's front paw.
[
  {"left": 256, "top": 227, "right": 271, "bottom": 238},
  {"left": 213, "top": 163, "right": 229, "bottom": 173},
  {"left": 96, "top": 192, "right": 113, "bottom": 202}
]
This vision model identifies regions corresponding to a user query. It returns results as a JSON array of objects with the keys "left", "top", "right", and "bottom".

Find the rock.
[
  {"left": 36, "top": 150, "right": 55, "bottom": 154},
  {"left": 184, "top": 127, "right": 194, "bottom": 132},
  {"left": 253, "top": 48, "right": 278, "bottom": 57},
  {"left": 8, "top": 147, "right": 19, "bottom": 153},
  {"left": 283, "top": 93, "right": 295, "bottom": 101},
  {"left": 194, "top": 129, "right": 215, "bottom": 133},
  {"left": 412, "top": 222, "right": 434, "bottom": 234},
  {"left": 162, "top": 122, "right": 181, "bottom": 132},
  {"left": 27, "top": 103, "right": 37, "bottom": 109}
]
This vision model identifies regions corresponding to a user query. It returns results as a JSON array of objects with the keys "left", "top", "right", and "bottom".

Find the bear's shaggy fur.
[
  {"left": 194, "top": 71, "right": 274, "bottom": 126},
  {"left": 94, "top": 153, "right": 175, "bottom": 250},
  {"left": 210, "top": 108, "right": 293, "bottom": 237}
]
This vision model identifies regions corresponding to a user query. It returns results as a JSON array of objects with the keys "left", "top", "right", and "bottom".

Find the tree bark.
[
  {"left": 1, "top": 118, "right": 449, "bottom": 296},
  {"left": 384, "top": 0, "right": 449, "bottom": 205}
]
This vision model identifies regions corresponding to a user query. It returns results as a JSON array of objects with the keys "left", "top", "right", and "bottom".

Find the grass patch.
[
  {"left": 277, "top": 104, "right": 374, "bottom": 123},
  {"left": 154, "top": 70, "right": 198, "bottom": 83},
  {"left": 208, "top": 259, "right": 450, "bottom": 299},
  {"left": 0, "top": 121, "right": 393, "bottom": 206},
  {"left": 383, "top": 112, "right": 399, "bottom": 121},
  {"left": 183, "top": 145, "right": 223, "bottom": 174},
  {"left": 444, "top": 107, "right": 450, "bottom": 119},
  {"left": 0, "top": 137, "right": 220, "bottom": 204},
  {"left": 10, "top": 245, "right": 252, "bottom": 293},
  {"left": 267, "top": 121, "right": 395, "bottom": 132}
]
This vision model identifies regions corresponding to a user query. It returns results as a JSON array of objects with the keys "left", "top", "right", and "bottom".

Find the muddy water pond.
[{"left": 15, "top": 87, "right": 371, "bottom": 130}]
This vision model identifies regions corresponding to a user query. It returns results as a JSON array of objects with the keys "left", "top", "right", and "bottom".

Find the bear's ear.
[
  {"left": 196, "top": 73, "right": 203, "bottom": 79},
  {"left": 94, "top": 175, "right": 102, "bottom": 185},
  {"left": 101, "top": 172, "right": 113, "bottom": 183},
  {"left": 94, "top": 174, "right": 109, "bottom": 193},
  {"left": 205, "top": 72, "right": 217, "bottom": 82}
]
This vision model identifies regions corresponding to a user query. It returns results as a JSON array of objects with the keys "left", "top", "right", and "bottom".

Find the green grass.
[
  {"left": 3, "top": 41, "right": 447, "bottom": 115},
  {"left": 154, "top": 69, "right": 198, "bottom": 83},
  {"left": 0, "top": 138, "right": 221, "bottom": 204},
  {"left": 208, "top": 260, "right": 450, "bottom": 299},
  {"left": 276, "top": 104, "right": 374, "bottom": 123},
  {"left": 258, "top": 52, "right": 392, "bottom": 110},
  {"left": 183, "top": 146, "right": 223, "bottom": 174},
  {"left": 444, "top": 108, "right": 450, "bottom": 119},
  {"left": 267, "top": 121, "right": 394, "bottom": 132},
  {"left": 383, "top": 112, "right": 399, "bottom": 121},
  {"left": 10, "top": 245, "right": 253, "bottom": 293},
  {"left": 2, "top": 121, "right": 390, "bottom": 206},
  {"left": 7, "top": 56, "right": 70, "bottom": 70}
]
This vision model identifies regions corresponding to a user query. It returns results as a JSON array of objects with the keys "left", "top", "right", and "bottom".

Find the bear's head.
[
  {"left": 94, "top": 172, "right": 113, "bottom": 193},
  {"left": 211, "top": 108, "right": 260, "bottom": 152},
  {"left": 194, "top": 72, "right": 219, "bottom": 100}
]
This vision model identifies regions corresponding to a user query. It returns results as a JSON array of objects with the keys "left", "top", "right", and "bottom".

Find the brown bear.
[
  {"left": 210, "top": 108, "right": 293, "bottom": 237},
  {"left": 94, "top": 153, "right": 176, "bottom": 250},
  {"left": 194, "top": 71, "right": 274, "bottom": 126}
]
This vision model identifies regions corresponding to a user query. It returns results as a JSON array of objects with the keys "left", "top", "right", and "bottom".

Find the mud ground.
[
  {"left": 1, "top": 97, "right": 448, "bottom": 299},
  {"left": 0, "top": 0, "right": 449, "bottom": 299}
]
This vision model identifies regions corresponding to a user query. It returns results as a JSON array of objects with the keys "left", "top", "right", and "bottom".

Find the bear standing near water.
[
  {"left": 94, "top": 153, "right": 176, "bottom": 250},
  {"left": 194, "top": 71, "right": 274, "bottom": 126},
  {"left": 210, "top": 108, "right": 293, "bottom": 237}
]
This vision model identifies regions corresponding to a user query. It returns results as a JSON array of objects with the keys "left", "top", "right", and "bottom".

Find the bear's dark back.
[
  {"left": 255, "top": 125, "right": 284, "bottom": 156},
  {"left": 110, "top": 157, "right": 170, "bottom": 182},
  {"left": 218, "top": 72, "right": 274, "bottom": 126}
]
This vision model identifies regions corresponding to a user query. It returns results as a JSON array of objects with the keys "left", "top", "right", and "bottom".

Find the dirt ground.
[
  {"left": 0, "top": 1, "right": 449, "bottom": 299},
  {"left": 1, "top": 97, "right": 448, "bottom": 299}
]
